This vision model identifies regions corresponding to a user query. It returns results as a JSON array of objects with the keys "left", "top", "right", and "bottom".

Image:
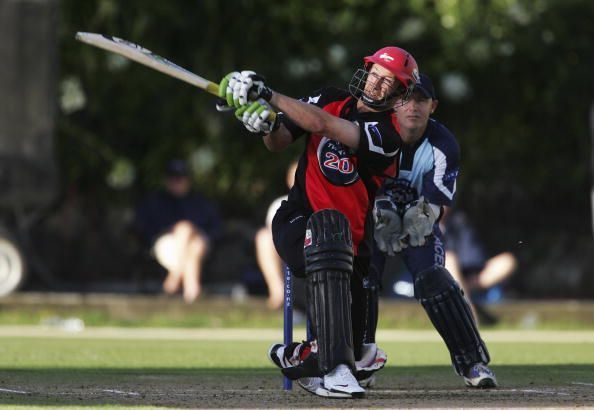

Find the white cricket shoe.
[
  {"left": 463, "top": 363, "right": 498, "bottom": 388},
  {"left": 298, "top": 377, "right": 352, "bottom": 398},
  {"left": 357, "top": 374, "right": 376, "bottom": 388},
  {"left": 355, "top": 343, "right": 387, "bottom": 388},
  {"left": 322, "top": 364, "right": 365, "bottom": 398}
]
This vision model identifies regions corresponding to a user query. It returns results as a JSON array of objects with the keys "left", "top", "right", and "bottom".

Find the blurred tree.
[{"left": 55, "top": 0, "right": 594, "bottom": 295}]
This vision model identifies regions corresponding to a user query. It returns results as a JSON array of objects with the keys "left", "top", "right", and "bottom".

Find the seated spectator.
[
  {"left": 254, "top": 161, "right": 298, "bottom": 309},
  {"left": 133, "top": 159, "right": 221, "bottom": 303},
  {"left": 442, "top": 209, "right": 517, "bottom": 324}
]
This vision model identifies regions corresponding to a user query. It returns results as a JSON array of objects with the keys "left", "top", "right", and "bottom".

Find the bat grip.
[
  {"left": 248, "top": 89, "right": 277, "bottom": 122},
  {"left": 211, "top": 82, "right": 277, "bottom": 122},
  {"left": 206, "top": 82, "right": 221, "bottom": 96}
]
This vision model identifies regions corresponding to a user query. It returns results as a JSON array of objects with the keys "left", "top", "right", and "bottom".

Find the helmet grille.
[{"left": 348, "top": 68, "right": 414, "bottom": 110}]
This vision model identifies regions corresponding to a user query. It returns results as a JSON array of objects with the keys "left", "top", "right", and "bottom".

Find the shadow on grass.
[{"left": 1, "top": 365, "right": 593, "bottom": 408}]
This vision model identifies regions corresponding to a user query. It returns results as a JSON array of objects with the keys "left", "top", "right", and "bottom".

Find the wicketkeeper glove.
[
  {"left": 402, "top": 196, "right": 437, "bottom": 247},
  {"left": 373, "top": 196, "right": 407, "bottom": 256},
  {"left": 234, "top": 99, "right": 280, "bottom": 135}
]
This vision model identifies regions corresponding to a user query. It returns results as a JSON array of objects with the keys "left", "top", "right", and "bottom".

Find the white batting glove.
[
  {"left": 219, "top": 70, "right": 272, "bottom": 108},
  {"left": 229, "top": 70, "right": 253, "bottom": 106},
  {"left": 234, "top": 99, "right": 279, "bottom": 134},
  {"left": 402, "top": 196, "right": 437, "bottom": 247},
  {"left": 373, "top": 196, "right": 406, "bottom": 256}
]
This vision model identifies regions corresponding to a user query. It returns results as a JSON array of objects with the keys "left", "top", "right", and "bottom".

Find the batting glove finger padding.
[
  {"left": 231, "top": 71, "right": 247, "bottom": 106},
  {"left": 219, "top": 70, "right": 273, "bottom": 109},
  {"left": 219, "top": 71, "right": 240, "bottom": 107},
  {"left": 235, "top": 99, "right": 278, "bottom": 134}
]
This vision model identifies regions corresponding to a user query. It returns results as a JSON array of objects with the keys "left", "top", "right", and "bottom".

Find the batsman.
[{"left": 217, "top": 46, "right": 419, "bottom": 398}]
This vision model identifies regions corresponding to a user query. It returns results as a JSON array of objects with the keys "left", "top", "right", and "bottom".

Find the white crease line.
[
  {"left": 372, "top": 388, "right": 570, "bottom": 396},
  {"left": 372, "top": 389, "right": 486, "bottom": 395},
  {"left": 101, "top": 389, "right": 140, "bottom": 396},
  {"left": 507, "top": 389, "right": 570, "bottom": 396},
  {"left": 0, "top": 388, "right": 28, "bottom": 394},
  {"left": 16, "top": 388, "right": 578, "bottom": 398},
  {"left": 572, "top": 382, "right": 594, "bottom": 387}
]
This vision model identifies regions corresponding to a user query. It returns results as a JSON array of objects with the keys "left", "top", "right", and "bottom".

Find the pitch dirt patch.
[
  {"left": 0, "top": 381, "right": 592, "bottom": 409},
  {"left": 1, "top": 327, "right": 593, "bottom": 408}
]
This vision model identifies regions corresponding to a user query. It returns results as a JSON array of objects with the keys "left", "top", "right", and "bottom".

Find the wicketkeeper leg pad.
[
  {"left": 304, "top": 209, "right": 355, "bottom": 375},
  {"left": 414, "top": 265, "right": 490, "bottom": 376}
]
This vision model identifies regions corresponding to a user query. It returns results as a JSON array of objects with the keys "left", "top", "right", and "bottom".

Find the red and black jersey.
[{"left": 282, "top": 87, "right": 401, "bottom": 256}]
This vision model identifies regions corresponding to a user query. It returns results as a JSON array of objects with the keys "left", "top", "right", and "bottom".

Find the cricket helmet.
[{"left": 349, "top": 46, "right": 420, "bottom": 110}]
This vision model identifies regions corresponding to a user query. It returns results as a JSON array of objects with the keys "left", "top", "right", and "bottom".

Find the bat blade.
[{"left": 75, "top": 32, "right": 219, "bottom": 96}]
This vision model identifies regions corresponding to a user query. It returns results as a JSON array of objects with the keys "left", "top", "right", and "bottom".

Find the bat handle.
[{"left": 205, "top": 82, "right": 220, "bottom": 96}]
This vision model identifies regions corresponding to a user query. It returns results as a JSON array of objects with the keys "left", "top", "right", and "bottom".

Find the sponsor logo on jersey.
[
  {"left": 379, "top": 52, "right": 394, "bottom": 62},
  {"left": 304, "top": 229, "right": 312, "bottom": 248},
  {"left": 443, "top": 170, "right": 459, "bottom": 183},
  {"left": 434, "top": 234, "right": 445, "bottom": 266},
  {"left": 317, "top": 137, "right": 360, "bottom": 186}
]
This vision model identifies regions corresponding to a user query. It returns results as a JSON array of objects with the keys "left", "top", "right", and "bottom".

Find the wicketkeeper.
[
  {"left": 369, "top": 73, "right": 497, "bottom": 388},
  {"left": 217, "top": 46, "right": 419, "bottom": 398}
]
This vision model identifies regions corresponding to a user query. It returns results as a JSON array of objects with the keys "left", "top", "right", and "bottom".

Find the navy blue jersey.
[
  {"left": 372, "top": 117, "right": 460, "bottom": 278},
  {"left": 384, "top": 117, "right": 460, "bottom": 209}
]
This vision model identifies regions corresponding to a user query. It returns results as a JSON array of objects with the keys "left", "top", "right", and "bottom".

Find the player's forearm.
[
  {"left": 269, "top": 92, "right": 359, "bottom": 149},
  {"left": 269, "top": 92, "right": 326, "bottom": 133},
  {"left": 263, "top": 123, "right": 293, "bottom": 152}
]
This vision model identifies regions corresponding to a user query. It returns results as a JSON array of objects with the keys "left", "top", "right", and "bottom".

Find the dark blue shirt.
[
  {"left": 386, "top": 118, "right": 460, "bottom": 207},
  {"left": 134, "top": 190, "right": 222, "bottom": 246}
]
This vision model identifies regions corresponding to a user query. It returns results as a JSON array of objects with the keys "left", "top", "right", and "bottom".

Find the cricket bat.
[
  {"left": 75, "top": 32, "right": 220, "bottom": 95},
  {"left": 75, "top": 32, "right": 276, "bottom": 121}
]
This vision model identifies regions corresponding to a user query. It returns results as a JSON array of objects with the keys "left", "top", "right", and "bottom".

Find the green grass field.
[{"left": 0, "top": 328, "right": 592, "bottom": 409}]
